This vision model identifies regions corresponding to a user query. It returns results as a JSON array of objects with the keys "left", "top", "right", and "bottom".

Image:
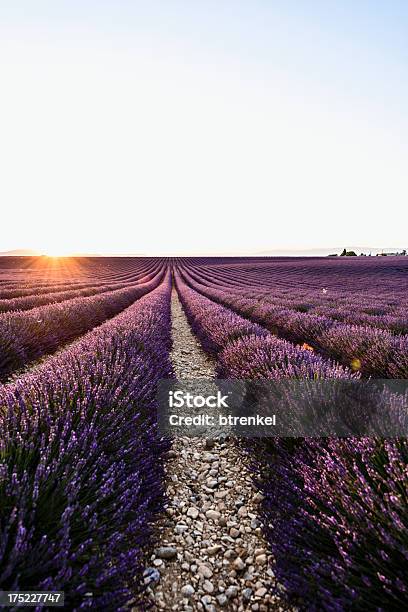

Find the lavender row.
[
  {"left": 0, "top": 275, "right": 173, "bottom": 609},
  {"left": 0, "top": 259, "right": 162, "bottom": 299},
  {"left": 180, "top": 261, "right": 407, "bottom": 316},
  {"left": 174, "top": 273, "right": 355, "bottom": 380},
  {"left": 0, "top": 265, "right": 163, "bottom": 314},
  {"left": 191, "top": 280, "right": 408, "bottom": 334},
  {"left": 180, "top": 256, "right": 408, "bottom": 298},
  {"left": 174, "top": 273, "right": 269, "bottom": 354},
  {"left": 180, "top": 260, "right": 408, "bottom": 335},
  {"left": 181, "top": 271, "right": 408, "bottom": 378},
  {"left": 257, "top": 437, "right": 408, "bottom": 610},
  {"left": 0, "top": 270, "right": 164, "bottom": 381},
  {"left": 216, "top": 286, "right": 408, "bottom": 334},
  {"left": 174, "top": 274, "right": 408, "bottom": 610}
]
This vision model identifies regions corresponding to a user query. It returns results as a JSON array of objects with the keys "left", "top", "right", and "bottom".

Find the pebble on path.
[{"left": 143, "top": 290, "right": 288, "bottom": 611}]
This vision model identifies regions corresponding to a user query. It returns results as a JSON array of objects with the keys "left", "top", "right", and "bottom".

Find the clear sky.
[{"left": 1, "top": 1, "right": 407, "bottom": 255}]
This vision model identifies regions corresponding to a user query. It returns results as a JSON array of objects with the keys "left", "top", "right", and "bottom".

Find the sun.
[{"left": 43, "top": 248, "right": 72, "bottom": 258}]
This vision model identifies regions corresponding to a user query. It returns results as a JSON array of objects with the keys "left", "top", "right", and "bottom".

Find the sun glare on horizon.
[{"left": 44, "top": 249, "right": 73, "bottom": 258}]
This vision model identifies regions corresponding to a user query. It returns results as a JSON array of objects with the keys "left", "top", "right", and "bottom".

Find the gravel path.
[{"left": 145, "top": 291, "right": 284, "bottom": 611}]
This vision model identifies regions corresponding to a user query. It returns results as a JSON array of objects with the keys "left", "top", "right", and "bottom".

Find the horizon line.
[{"left": 1, "top": 246, "right": 407, "bottom": 258}]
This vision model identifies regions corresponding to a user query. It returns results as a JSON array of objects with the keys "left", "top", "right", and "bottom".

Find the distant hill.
[
  {"left": 0, "top": 249, "right": 42, "bottom": 256},
  {"left": 0, "top": 250, "right": 149, "bottom": 257}
]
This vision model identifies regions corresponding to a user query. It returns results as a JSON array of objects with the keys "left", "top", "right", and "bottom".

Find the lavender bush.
[
  {"left": 0, "top": 270, "right": 164, "bottom": 381},
  {"left": 0, "top": 276, "right": 173, "bottom": 609},
  {"left": 174, "top": 268, "right": 408, "bottom": 610},
  {"left": 180, "top": 270, "right": 408, "bottom": 378},
  {"left": 258, "top": 438, "right": 408, "bottom": 610},
  {"left": 0, "top": 265, "right": 163, "bottom": 313},
  {"left": 174, "top": 274, "right": 268, "bottom": 354},
  {"left": 0, "top": 258, "right": 161, "bottom": 298}
]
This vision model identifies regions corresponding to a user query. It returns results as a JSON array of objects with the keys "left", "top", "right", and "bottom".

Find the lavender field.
[{"left": 0, "top": 255, "right": 407, "bottom": 611}]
